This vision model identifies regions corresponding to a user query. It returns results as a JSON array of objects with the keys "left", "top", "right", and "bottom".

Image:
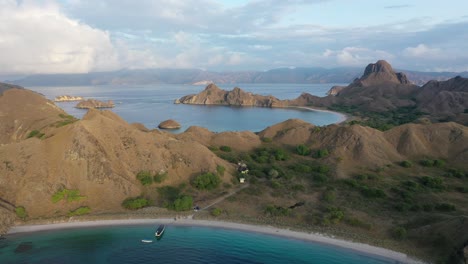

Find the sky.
[{"left": 1, "top": 0, "right": 468, "bottom": 75}]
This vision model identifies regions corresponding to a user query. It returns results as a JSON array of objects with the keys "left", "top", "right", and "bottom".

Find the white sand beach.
[
  {"left": 289, "top": 106, "right": 349, "bottom": 124},
  {"left": 8, "top": 218, "right": 424, "bottom": 264}
]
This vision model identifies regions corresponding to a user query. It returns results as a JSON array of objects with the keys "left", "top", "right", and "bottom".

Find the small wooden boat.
[{"left": 155, "top": 224, "right": 165, "bottom": 237}]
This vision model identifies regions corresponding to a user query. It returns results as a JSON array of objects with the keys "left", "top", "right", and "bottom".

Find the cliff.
[
  {"left": 176, "top": 83, "right": 287, "bottom": 107},
  {"left": 76, "top": 99, "right": 115, "bottom": 109}
]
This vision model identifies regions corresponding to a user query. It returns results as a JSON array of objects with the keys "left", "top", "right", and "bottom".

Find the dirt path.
[{"left": 200, "top": 183, "right": 250, "bottom": 211}]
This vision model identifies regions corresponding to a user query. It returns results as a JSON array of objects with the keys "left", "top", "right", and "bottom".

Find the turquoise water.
[
  {"left": 0, "top": 225, "right": 397, "bottom": 264},
  {"left": 30, "top": 83, "right": 345, "bottom": 132}
]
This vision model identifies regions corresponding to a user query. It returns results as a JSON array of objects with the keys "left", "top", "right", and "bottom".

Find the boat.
[
  {"left": 141, "top": 239, "right": 153, "bottom": 243},
  {"left": 155, "top": 224, "right": 165, "bottom": 237}
]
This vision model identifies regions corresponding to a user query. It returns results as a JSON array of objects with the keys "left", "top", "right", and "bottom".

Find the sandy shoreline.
[
  {"left": 7, "top": 218, "right": 423, "bottom": 263},
  {"left": 288, "top": 106, "right": 349, "bottom": 124}
]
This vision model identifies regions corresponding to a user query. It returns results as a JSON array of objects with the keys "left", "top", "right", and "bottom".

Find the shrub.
[
  {"left": 360, "top": 187, "right": 386, "bottom": 198},
  {"left": 172, "top": 195, "right": 193, "bottom": 211},
  {"left": 400, "top": 161, "right": 412, "bottom": 168},
  {"left": 313, "top": 173, "right": 328, "bottom": 184},
  {"left": 292, "top": 184, "right": 305, "bottom": 192},
  {"left": 316, "top": 149, "right": 329, "bottom": 158},
  {"left": 433, "top": 159, "right": 445, "bottom": 168},
  {"left": 52, "top": 189, "right": 85, "bottom": 203},
  {"left": 122, "top": 197, "right": 149, "bottom": 210},
  {"left": 296, "top": 145, "right": 311, "bottom": 156},
  {"left": 216, "top": 165, "right": 225, "bottom": 176},
  {"left": 211, "top": 208, "right": 222, "bottom": 216},
  {"left": 391, "top": 227, "right": 407, "bottom": 240},
  {"left": 193, "top": 172, "right": 221, "bottom": 190},
  {"left": 345, "top": 217, "right": 372, "bottom": 230},
  {"left": 273, "top": 148, "right": 289, "bottom": 161},
  {"left": 56, "top": 114, "right": 78, "bottom": 127},
  {"left": 68, "top": 206, "right": 91, "bottom": 216},
  {"left": 153, "top": 171, "right": 168, "bottom": 183},
  {"left": 420, "top": 176, "right": 444, "bottom": 190},
  {"left": 27, "top": 130, "right": 45, "bottom": 139},
  {"left": 136, "top": 171, "right": 153, "bottom": 186},
  {"left": 268, "top": 169, "right": 279, "bottom": 178},
  {"left": 261, "top": 137, "right": 272, "bottom": 143},
  {"left": 324, "top": 207, "right": 345, "bottom": 224},
  {"left": 322, "top": 190, "right": 336, "bottom": 203},
  {"left": 220, "top": 146, "right": 232, "bottom": 152},
  {"left": 420, "top": 159, "right": 435, "bottom": 167},
  {"left": 264, "top": 205, "right": 290, "bottom": 217},
  {"left": 208, "top": 146, "right": 219, "bottom": 151},
  {"left": 15, "top": 206, "right": 27, "bottom": 220}
]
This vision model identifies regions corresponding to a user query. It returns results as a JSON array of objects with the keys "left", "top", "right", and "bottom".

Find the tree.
[
  {"left": 296, "top": 145, "right": 311, "bottom": 156},
  {"left": 193, "top": 172, "right": 221, "bottom": 190}
]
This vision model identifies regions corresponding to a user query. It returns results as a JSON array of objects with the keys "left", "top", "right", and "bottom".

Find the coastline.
[
  {"left": 288, "top": 106, "right": 349, "bottom": 124},
  {"left": 7, "top": 218, "right": 423, "bottom": 264}
]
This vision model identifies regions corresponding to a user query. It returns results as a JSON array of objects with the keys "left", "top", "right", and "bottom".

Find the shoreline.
[
  {"left": 288, "top": 106, "right": 349, "bottom": 124},
  {"left": 7, "top": 218, "right": 423, "bottom": 263}
]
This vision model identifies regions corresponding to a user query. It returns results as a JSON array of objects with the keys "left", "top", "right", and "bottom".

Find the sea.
[
  {"left": 0, "top": 225, "right": 397, "bottom": 264},
  {"left": 0, "top": 83, "right": 399, "bottom": 263},
  {"left": 29, "top": 83, "right": 346, "bottom": 132}
]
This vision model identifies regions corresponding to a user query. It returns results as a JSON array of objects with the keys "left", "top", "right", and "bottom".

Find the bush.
[
  {"left": 296, "top": 145, "right": 311, "bottom": 156},
  {"left": 391, "top": 226, "right": 407, "bottom": 240},
  {"left": 345, "top": 217, "right": 371, "bottom": 230},
  {"left": 324, "top": 207, "right": 345, "bottom": 224},
  {"left": 313, "top": 173, "right": 328, "bottom": 184},
  {"left": 193, "top": 172, "right": 221, "bottom": 190},
  {"left": 273, "top": 148, "right": 289, "bottom": 161},
  {"left": 15, "top": 206, "right": 27, "bottom": 219},
  {"left": 122, "top": 197, "right": 149, "bottom": 210},
  {"left": 136, "top": 171, "right": 153, "bottom": 186},
  {"left": 322, "top": 190, "right": 336, "bottom": 203},
  {"left": 211, "top": 208, "right": 222, "bottom": 216},
  {"left": 216, "top": 165, "right": 225, "bottom": 176},
  {"left": 172, "top": 195, "right": 193, "bottom": 211},
  {"left": 153, "top": 171, "right": 168, "bottom": 183},
  {"left": 360, "top": 187, "right": 386, "bottom": 198},
  {"left": 315, "top": 149, "right": 329, "bottom": 158},
  {"left": 220, "top": 146, "right": 232, "bottom": 152},
  {"left": 27, "top": 130, "right": 45, "bottom": 139},
  {"left": 420, "top": 176, "right": 444, "bottom": 190},
  {"left": 420, "top": 159, "right": 435, "bottom": 167},
  {"left": 261, "top": 137, "right": 272, "bottom": 143},
  {"left": 264, "top": 205, "right": 290, "bottom": 217},
  {"left": 51, "top": 189, "right": 85, "bottom": 203},
  {"left": 400, "top": 161, "right": 412, "bottom": 168},
  {"left": 68, "top": 206, "right": 91, "bottom": 216},
  {"left": 292, "top": 184, "right": 305, "bottom": 192}
]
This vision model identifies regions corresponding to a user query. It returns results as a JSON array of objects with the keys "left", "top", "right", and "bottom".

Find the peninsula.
[{"left": 75, "top": 99, "right": 115, "bottom": 109}]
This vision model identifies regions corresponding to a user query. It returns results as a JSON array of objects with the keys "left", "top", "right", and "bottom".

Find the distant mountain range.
[{"left": 7, "top": 67, "right": 468, "bottom": 87}]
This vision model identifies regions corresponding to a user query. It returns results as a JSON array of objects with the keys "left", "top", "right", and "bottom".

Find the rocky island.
[
  {"left": 75, "top": 99, "right": 115, "bottom": 109},
  {"left": 54, "top": 95, "right": 84, "bottom": 102},
  {"left": 158, "top": 119, "right": 181, "bottom": 129}
]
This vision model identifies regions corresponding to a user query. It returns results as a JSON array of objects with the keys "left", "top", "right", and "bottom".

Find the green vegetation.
[
  {"left": 315, "top": 149, "right": 329, "bottom": 158},
  {"left": 261, "top": 137, "right": 272, "bottom": 143},
  {"left": 157, "top": 185, "right": 193, "bottom": 211},
  {"left": 122, "top": 197, "right": 149, "bottom": 210},
  {"left": 341, "top": 105, "right": 425, "bottom": 131},
  {"left": 136, "top": 171, "right": 153, "bottom": 186},
  {"left": 420, "top": 159, "right": 445, "bottom": 168},
  {"left": 295, "top": 144, "right": 311, "bottom": 156},
  {"left": 400, "top": 160, "right": 412, "bottom": 168},
  {"left": 27, "top": 130, "right": 45, "bottom": 139},
  {"left": 216, "top": 165, "right": 225, "bottom": 176},
  {"left": 68, "top": 206, "right": 91, "bottom": 216},
  {"left": 219, "top": 146, "right": 232, "bottom": 152},
  {"left": 193, "top": 172, "right": 221, "bottom": 190},
  {"left": 211, "top": 208, "right": 222, "bottom": 216},
  {"left": 391, "top": 226, "right": 407, "bottom": 240},
  {"left": 51, "top": 189, "right": 86, "bottom": 203},
  {"left": 56, "top": 114, "right": 78, "bottom": 127},
  {"left": 264, "top": 205, "right": 290, "bottom": 217},
  {"left": 172, "top": 195, "right": 193, "bottom": 211},
  {"left": 15, "top": 206, "right": 27, "bottom": 220},
  {"left": 153, "top": 171, "right": 168, "bottom": 183}
]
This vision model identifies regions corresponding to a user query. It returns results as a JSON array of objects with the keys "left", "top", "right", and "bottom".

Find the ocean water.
[
  {"left": 0, "top": 225, "right": 396, "bottom": 264},
  {"left": 29, "top": 83, "right": 345, "bottom": 132}
]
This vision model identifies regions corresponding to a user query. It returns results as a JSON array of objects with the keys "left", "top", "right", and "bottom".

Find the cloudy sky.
[{"left": 1, "top": 0, "right": 467, "bottom": 75}]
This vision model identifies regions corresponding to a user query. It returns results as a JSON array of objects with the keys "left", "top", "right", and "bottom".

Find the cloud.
[
  {"left": 322, "top": 47, "right": 394, "bottom": 66},
  {"left": 0, "top": 0, "right": 121, "bottom": 74},
  {"left": 403, "top": 44, "right": 441, "bottom": 58}
]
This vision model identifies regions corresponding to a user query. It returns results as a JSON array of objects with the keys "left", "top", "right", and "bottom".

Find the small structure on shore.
[
  {"left": 54, "top": 95, "right": 84, "bottom": 102},
  {"left": 158, "top": 119, "right": 181, "bottom": 129}
]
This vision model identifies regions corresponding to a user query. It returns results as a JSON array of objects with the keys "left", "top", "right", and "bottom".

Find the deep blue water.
[
  {"left": 0, "top": 225, "right": 397, "bottom": 264},
  {"left": 29, "top": 83, "right": 345, "bottom": 132}
]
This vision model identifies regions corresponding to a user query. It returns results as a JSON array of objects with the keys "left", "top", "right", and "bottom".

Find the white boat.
[{"left": 141, "top": 239, "right": 153, "bottom": 243}]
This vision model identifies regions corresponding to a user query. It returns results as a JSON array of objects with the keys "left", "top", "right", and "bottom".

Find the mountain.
[
  {"left": 175, "top": 83, "right": 286, "bottom": 107},
  {"left": 8, "top": 67, "right": 468, "bottom": 86}
]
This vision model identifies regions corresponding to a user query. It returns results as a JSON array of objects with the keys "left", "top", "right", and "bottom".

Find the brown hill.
[
  {"left": 176, "top": 83, "right": 286, "bottom": 107},
  {"left": 0, "top": 86, "right": 67, "bottom": 144}
]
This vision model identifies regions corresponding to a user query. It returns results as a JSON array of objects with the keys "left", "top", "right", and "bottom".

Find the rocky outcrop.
[
  {"left": 357, "top": 60, "right": 410, "bottom": 87},
  {"left": 158, "top": 119, "right": 181, "bottom": 129},
  {"left": 76, "top": 99, "right": 115, "bottom": 109},
  {"left": 326, "top": 85, "right": 346, "bottom": 96},
  {"left": 0, "top": 82, "right": 23, "bottom": 96},
  {"left": 176, "top": 83, "right": 287, "bottom": 107},
  {"left": 54, "top": 95, "right": 84, "bottom": 102}
]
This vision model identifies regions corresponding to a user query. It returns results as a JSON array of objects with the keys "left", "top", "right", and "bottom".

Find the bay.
[
  {"left": 30, "top": 83, "right": 346, "bottom": 132},
  {"left": 0, "top": 225, "right": 396, "bottom": 264}
]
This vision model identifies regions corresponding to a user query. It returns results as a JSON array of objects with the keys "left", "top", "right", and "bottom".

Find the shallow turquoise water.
[
  {"left": 0, "top": 225, "right": 397, "bottom": 264},
  {"left": 30, "top": 83, "right": 345, "bottom": 132}
]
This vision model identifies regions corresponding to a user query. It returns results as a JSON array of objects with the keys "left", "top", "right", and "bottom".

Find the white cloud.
[
  {"left": 322, "top": 47, "right": 394, "bottom": 66},
  {"left": 403, "top": 44, "right": 441, "bottom": 58},
  {"left": 0, "top": 0, "right": 123, "bottom": 74}
]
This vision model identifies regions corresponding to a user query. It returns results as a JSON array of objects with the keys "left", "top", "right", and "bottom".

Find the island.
[
  {"left": 75, "top": 99, "right": 115, "bottom": 109},
  {"left": 158, "top": 119, "right": 181, "bottom": 129},
  {"left": 54, "top": 95, "right": 84, "bottom": 102}
]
